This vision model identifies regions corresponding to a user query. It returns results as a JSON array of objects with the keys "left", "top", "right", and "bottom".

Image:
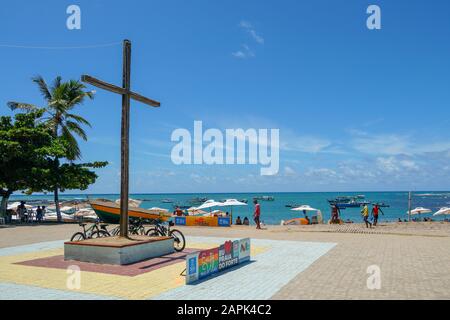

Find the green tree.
[
  {"left": 8, "top": 76, "right": 95, "bottom": 221},
  {"left": 0, "top": 110, "right": 64, "bottom": 217}
]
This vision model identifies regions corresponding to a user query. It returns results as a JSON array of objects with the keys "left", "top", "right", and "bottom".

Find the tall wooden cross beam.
[{"left": 82, "top": 39, "right": 160, "bottom": 238}]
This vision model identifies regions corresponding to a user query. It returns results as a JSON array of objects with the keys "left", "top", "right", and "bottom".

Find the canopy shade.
[
  {"left": 291, "top": 205, "right": 318, "bottom": 212},
  {"left": 409, "top": 207, "right": 432, "bottom": 215},
  {"left": 222, "top": 199, "right": 248, "bottom": 206},
  {"left": 433, "top": 207, "right": 450, "bottom": 216},
  {"left": 196, "top": 200, "right": 225, "bottom": 210}
]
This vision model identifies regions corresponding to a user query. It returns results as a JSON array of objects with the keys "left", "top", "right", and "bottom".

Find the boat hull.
[{"left": 90, "top": 200, "right": 171, "bottom": 224}]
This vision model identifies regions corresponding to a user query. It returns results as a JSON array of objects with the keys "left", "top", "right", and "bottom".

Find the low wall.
[
  {"left": 174, "top": 215, "right": 231, "bottom": 227},
  {"left": 185, "top": 238, "right": 251, "bottom": 284}
]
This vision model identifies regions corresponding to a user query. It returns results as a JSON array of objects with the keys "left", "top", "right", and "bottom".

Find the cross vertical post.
[
  {"left": 81, "top": 39, "right": 161, "bottom": 239},
  {"left": 120, "top": 40, "right": 131, "bottom": 238}
]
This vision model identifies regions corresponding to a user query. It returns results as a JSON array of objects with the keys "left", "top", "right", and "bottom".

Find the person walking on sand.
[
  {"left": 371, "top": 204, "right": 384, "bottom": 226},
  {"left": 253, "top": 200, "right": 261, "bottom": 230},
  {"left": 362, "top": 204, "right": 372, "bottom": 228}
]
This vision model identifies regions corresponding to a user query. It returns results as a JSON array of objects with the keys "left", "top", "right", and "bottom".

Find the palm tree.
[{"left": 8, "top": 76, "right": 95, "bottom": 221}]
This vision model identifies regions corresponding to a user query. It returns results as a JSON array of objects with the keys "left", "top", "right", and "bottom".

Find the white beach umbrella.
[
  {"left": 187, "top": 207, "right": 207, "bottom": 215},
  {"left": 222, "top": 199, "right": 248, "bottom": 207},
  {"left": 409, "top": 207, "right": 432, "bottom": 215},
  {"left": 196, "top": 200, "right": 225, "bottom": 210},
  {"left": 433, "top": 207, "right": 450, "bottom": 216},
  {"left": 221, "top": 199, "right": 247, "bottom": 216},
  {"left": 291, "top": 205, "right": 318, "bottom": 212}
]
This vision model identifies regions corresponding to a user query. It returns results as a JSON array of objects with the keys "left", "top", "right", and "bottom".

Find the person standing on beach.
[
  {"left": 371, "top": 204, "right": 384, "bottom": 226},
  {"left": 331, "top": 205, "right": 341, "bottom": 224},
  {"left": 36, "top": 206, "right": 43, "bottom": 223},
  {"left": 253, "top": 200, "right": 261, "bottom": 229},
  {"left": 362, "top": 204, "right": 372, "bottom": 228}
]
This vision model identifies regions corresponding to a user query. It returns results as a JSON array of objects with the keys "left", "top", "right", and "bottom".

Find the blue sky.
[{"left": 1, "top": 0, "right": 450, "bottom": 193}]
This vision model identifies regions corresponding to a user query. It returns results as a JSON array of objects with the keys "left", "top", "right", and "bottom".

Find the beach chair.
[{"left": 311, "top": 216, "right": 318, "bottom": 224}]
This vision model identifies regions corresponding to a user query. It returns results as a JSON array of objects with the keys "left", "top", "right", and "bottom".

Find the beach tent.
[{"left": 433, "top": 207, "right": 450, "bottom": 216}]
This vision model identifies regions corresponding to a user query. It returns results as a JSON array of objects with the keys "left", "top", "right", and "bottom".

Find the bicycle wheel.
[
  {"left": 169, "top": 229, "right": 186, "bottom": 252},
  {"left": 91, "top": 230, "right": 110, "bottom": 239},
  {"left": 70, "top": 232, "right": 86, "bottom": 242},
  {"left": 145, "top": 227, "right": 159, "bottom": 237}
]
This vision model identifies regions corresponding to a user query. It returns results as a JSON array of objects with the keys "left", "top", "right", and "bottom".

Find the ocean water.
[{"left": 9, "top": 192, "right": 450, "bottom": 225}]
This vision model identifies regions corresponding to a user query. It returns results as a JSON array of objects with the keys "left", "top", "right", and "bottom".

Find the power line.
[{"left": 0, "top": 41, "right": 122, "bottom": 50}]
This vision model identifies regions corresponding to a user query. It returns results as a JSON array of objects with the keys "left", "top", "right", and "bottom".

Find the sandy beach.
[{"left": 1, "top": 221, "right": 449, "bottom": 299}]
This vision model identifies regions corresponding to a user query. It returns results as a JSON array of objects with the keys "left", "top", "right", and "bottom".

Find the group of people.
[
  {"left": 234, "top": 199, "right": 263, "bottom": 229},
  {"left": 331, "top": 203, "right": 384, "bottom": 228},
  {"left": 361, "top": 204, "right": 384, "bottom": 228},
  {"left": 11, "top": 201, "right": 46, "bottom": 223},
  {"left": 234, "top": 216, "right": 250, "bottom": 225}
]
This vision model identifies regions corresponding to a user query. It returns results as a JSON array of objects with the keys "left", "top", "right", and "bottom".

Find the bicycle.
[
  {"left": 145, "top": 220, "right": 186, "bottom": 252},
  {"left": 106, "top": 218, "right": 147, "bottom": 236},
  {"left": 70, "top": 222, "right": 110, "bottom": 241}
]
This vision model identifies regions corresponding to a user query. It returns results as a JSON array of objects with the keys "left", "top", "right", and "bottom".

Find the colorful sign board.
[
  {"left": 174, "top": 216, "right": 231, "bottom": 227},
  {"left": 186, "top": 238, "right": 251, "bottom": 284}
]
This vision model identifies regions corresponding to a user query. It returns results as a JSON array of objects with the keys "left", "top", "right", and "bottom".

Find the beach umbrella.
[
  {"left": 196, "top": 200, "right": 225, "bottom": 210},
  {"left": 433, "top": 207, "right": 450, "bottom": 216},
  {"left": 187, "top": 207, "right": 207, "bottom": 216},
  {"left": 409, "top": 207, "right": 432, "bottom": 215},
  {"left": 291, "top": 205, "right": 318, "bottom": 212},
  {"left": 222, "top": 199, "right": 248, "bottom": 207},
  {"left": 291, "top": 205, "right": 318, "bottom": 220},
  {"left": 221, "top": 199, "right": 247, "bottom": 216}
]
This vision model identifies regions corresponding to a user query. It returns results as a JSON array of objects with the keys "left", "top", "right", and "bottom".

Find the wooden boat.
[{"left": 89, "top": 200, "right": 172, "bottom": 224}]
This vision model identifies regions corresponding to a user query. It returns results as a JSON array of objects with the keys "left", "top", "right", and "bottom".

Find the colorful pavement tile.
[{"left": 0, "top": 236, "right": 335, "bottom": 300}]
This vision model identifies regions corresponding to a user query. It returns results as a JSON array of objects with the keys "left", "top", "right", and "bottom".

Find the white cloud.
[
  {"left": 284, "top": 166, "right": 296, "bottom": 176},
  {"left": 281, "top": 136, "right": 331, "bottom": 153},
  {"left": 232, "top": 44, "right": 255, "bottom": 59},
  {"left": 239, "top": 20, "right": 264, "bottom": 44}
]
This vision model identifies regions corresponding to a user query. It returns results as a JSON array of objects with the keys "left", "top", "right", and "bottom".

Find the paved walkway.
[
  {"left": 154, "top": 237, "right": 335, "bottom": 300},
  {"left": 1, "top": 223, "right": 450, "bottom": 299}
]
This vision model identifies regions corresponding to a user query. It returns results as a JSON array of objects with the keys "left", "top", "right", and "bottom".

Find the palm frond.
[
  {"left": 66, "top": 113, "right": 91, "bottom": 127},
  {"left": 61, "top": 125, "right": 81, "bottom": 160},
  {"left": 7, "top": 102, "right": 39, "bottom": 112},
  {"left": 66, "top": 121, "right": 88, "bottom": 141},
  {"left": 31, "top": 75, "right": 52, "bottom": 101},
  {"left": 51, "top": 76, "right": 62, "bottom": 93}
]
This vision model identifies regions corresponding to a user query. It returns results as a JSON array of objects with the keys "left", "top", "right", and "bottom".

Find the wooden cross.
[{"left": 82, "top": 39, "right": 160, "bottom": 238}]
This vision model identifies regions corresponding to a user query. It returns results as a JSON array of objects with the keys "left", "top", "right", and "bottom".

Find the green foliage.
[
  {"left": 0, "top": 110, "right": 63, "bottom": 196},
  {"left": 35, "top": 161, "right": 108, "bottom": 194},
  {"left": 8, "top": 76, "right": 95, "bottom": 161}
]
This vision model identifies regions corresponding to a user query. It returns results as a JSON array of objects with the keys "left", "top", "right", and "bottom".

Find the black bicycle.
[
  {"left": 70, "top": 222, "right": 110, "bottom": 241},
  {"left": 106, "top": 218, "right": 147, "bottom": 236},
  {"left": 145, "top": 220, "right": 186, "bottom": 252}
]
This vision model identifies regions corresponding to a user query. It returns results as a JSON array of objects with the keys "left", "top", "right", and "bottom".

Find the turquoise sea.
[{"left": 9, "top": 192, "right": 450, "bottom": 225}]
